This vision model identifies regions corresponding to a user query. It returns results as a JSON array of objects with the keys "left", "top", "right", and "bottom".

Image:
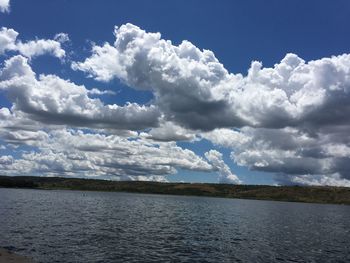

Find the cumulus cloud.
[
  {"left": 0, "top": 105, "right": 217, "bottom": 183},
  {"left": 0, "top": 27, "right": 66, "bottom": 59},
  {"left": 0, "top": 0, "right": 9, "bottom": 13},
  {"left": 205, "top": 150, "right": 241, "bottom": 184},
  {"left": 144, "top": 121, "right": 197, "bottom": 142},
  {"left": 0, "top": 27, "right": 17, "bottom": 54},
  {"left": 204, "top": 127, "right": 350, "bottom": 186},
  {"left": 73, "top": 24, "right": 350, "bottom": 131},
  {"left": 2, "top": 23, "right": 350, "bottom": 186},
  {"left": 0, "top": 127, "right": 214, "bottom": 181},
  {"left": 0, "top": 107, "right": 51, "bottom": 147},
  {"left": 71, "top": 23, "right": 350, "bottom": 186},
  {"left": 0, "top": 55, "right": 160, "bottom": 130},
  {"left": 16, "top": 39, "right": 66, "bottom": 59},
  {"left": 72, "top": 24, "right": 236, "bottom": 130}
]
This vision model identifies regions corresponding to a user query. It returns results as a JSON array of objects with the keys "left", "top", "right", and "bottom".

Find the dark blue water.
[{"left": 0, "top": 188, "right": 349, "bottom": 263}]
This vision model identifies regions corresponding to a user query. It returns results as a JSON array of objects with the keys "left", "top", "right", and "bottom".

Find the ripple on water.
[{"left": 0, "top": 189, "right": 350, "bottom": 263}]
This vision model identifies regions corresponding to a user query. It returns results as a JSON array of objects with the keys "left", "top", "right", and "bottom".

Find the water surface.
[{"left": 0, "top": 188, "right": 349, "bottom": 262}]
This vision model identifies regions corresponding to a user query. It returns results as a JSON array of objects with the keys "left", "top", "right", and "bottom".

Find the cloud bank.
[
  {"left": 1, "top": 24, "right": 350, "bottom": 186},
  {"left": 71, "top": 24, "right": 350, "bottom": 186},
  {"left": 73, "top": 24, "right": 350, "bottom": 131},
  {"left": 0, "top": 126, "right": 214, "bottom": 181}
]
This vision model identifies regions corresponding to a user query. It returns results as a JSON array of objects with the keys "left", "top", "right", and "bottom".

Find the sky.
[{"left": 1, "top": 0, "right": 350, "bottom": 186}]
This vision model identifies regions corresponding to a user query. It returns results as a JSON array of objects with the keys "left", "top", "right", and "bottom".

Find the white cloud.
[
  {"left": 144, "top": 121, "right": 197, "bottom": 142},
  {"left": 0, "top": 27, "right": 66, "bottom": 59},
  {"left": 2, "top": 23, "right": 350, "bottom": 186},
  {"left": 16, "top": 39, "right": 66, "bottom": 59},
  {"left": 87, "top": 88, "right": 116, "bottom": 96},
  {"left": 72, "top": 43, "right": 125, "bottom": 82},
  {"left": 54, "top": 33, "right": 70, "bottom": 43},
  {"left": 0, "top": 155, "right": 13, "bottom": 165},
  {"left": 285, "top": 173, "right": 350, "bottom": 187},
  {"left": 204, "top": 127, "right": 350, "bottom": 186},
  {"left": 71, "top": 23, "right": 350, "bottom": 186},
  {"left": 0, "top": 27, "right": 17, "bottom": 54},
  {"left": 0, "top": 128, "right": 214, "bottom": 181},
  {"left": 73, "top": 24, "right": 350, "bottom": 133},
  {"left": 0, "top": 0, "right": 9, "bottom": 13},
  {"left": 0, "top": 55, "right": 160, "bottom": 130},
  {"left": 205, "top": 150, "right": 241, "bottom": 184},
  {"left": 0, "top": 107, "right": 51, "bottom": 147}
]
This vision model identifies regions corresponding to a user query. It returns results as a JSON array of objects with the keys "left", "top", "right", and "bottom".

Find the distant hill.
[{"left": 0, "top": 175, "right": 349, "bottom": 205}]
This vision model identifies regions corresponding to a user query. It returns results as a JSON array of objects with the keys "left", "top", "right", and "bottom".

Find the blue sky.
[{"left": 1, "top": 0, "right": 350, "bottom": 186}]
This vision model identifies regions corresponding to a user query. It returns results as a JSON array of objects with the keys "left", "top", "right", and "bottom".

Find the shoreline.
[
  {"left": 1, "top": 175, "right": 350, "bottom": 205},
  {"left": 3, "top": 186, "right": 350, "bottom": 206},
  {"left": 0, "top": 248, "right": 34, "bottom": 263}
]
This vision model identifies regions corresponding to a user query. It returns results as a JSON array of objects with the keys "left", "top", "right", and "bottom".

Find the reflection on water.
[{"left": 0, "top": 188, "right": 349, "bottom": 262}]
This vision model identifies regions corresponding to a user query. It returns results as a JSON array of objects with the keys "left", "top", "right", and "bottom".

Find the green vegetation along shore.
[{"left": 1, "top": 175, "right": 350, "bottom": 205}]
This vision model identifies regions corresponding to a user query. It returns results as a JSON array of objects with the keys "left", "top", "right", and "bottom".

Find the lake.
[{"left": 0, "top": 188, "right": 349, "bottom": 262}]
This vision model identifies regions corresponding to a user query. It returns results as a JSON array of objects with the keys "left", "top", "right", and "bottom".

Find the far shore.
[
  {"left": 0, "top": 248, "right": 34, "bottom": 263},
  {"left": 1, "top": 175, "right": 350, "bottom": 205}
]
